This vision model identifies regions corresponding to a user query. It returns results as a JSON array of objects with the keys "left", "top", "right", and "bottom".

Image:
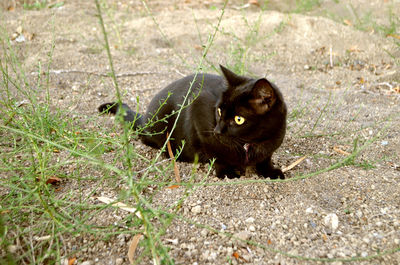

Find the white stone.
[
  {"left": 234, "top": 231, "right": 251, "bottom": 241},
  {"left": 306, "top": 207, "right": 313, "bottom": 214},
  {"left": 324, "top": 213, "right": 339, "bottom": 231},
  {"left": 165, "top": 238, "right": 179, "bottom": 245},
  {"left": 191, "top": 205, "right": 201, "bottom": 214},
  {"left": 208, "top": 252, "right": 217, "bottom": 261},
  {"left": 249, "top": 225, "right": 256, "bottom": 232},
  {"left": 245, "top": 217, "right": 255, "bottom": 223},
  {"left": 356, "top": 210, "right": 363, "bottom": 218}
]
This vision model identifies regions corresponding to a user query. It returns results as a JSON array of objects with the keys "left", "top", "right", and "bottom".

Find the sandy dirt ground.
[{"left": 1, "top": 0, "right": 400, "bottom": 264}]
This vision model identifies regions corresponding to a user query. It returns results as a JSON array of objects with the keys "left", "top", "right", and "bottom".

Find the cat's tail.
[{"left": 98, "top": 102, "right": 143, "bottom": 129}]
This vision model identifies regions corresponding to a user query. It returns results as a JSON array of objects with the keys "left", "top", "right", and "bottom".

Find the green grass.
[
  {"left": 294, "top": 0, "right": 321, "bottom": 13},
  {"left": 1, "top": 1, "right": 399, "bottom": 264},
  {"left": 21, "top": 0, "right": 64, "bottom": 10}
]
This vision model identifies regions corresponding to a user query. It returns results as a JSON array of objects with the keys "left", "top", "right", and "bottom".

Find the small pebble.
[
  {"left": 356, "top": 210, "right": 363, "bottom": 218},
  {"left": 200, "top": 229, "right": 208, "bottom": 237},
  {"left": 234, "top": 231, "right": 251, "bottom": 241},
  {"left": 245, "top": 217, "right": 255, "bottom": 223},
  {"left": 7, "top": 245, "right": 17, "bottom": 253},
  {"left": 191, "top": 205, "right": 201, "bottom": 214},
  {"left": 324, "top": 213, "right": 339, "bottom": 231},
  {"left": 165, "top": 238, "right": 178, "bottom": 245}
]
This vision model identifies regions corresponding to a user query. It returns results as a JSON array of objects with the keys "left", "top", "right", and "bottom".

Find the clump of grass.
[
  {"left": 0, "top": 1, "right": 224, "bottom": 263},
  {"left": 294, "top": 0, "right": 321, "bottom": 13},
  {"left": 21, "top": 0, "right": 64, "bottom": 10}
]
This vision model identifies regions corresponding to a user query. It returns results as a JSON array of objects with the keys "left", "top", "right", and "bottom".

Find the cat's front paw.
[
  {"left": 218, "top": 172, "right": 241, "bottom": 179},
  {"left": 267, "top": 168, "right": 285, "bottom": 180},
  {"left": 215, "top": 164, "right": 241, "bottom": 179},
  {"left": 256, "top": 164, "right": 285, "bottom": 179}
]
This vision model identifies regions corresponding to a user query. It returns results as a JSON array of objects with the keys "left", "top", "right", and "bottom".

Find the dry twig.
[
  {"left": 166, "top": 132, "right": 181, "bottom": 183},
  {"left": 282, "top": 156, "right": 307, "bottom": 173}
]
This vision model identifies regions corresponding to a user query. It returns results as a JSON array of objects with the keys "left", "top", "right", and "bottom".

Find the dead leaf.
[
  {"left": 193, "top": 44, "right": 203, "bottom": 51},
  {"left": 11, "top": 33, "right": 19, "bottom": 41},
  {"left": 128, "top": 234, "right": 143, "bottom": 264},
  {"left": 343, "top": 19, "right": 352, "bottom": 26},
  {"left": 249, "top": 0, "right": 260, "bottom": 7},
  {"left": 68, "top": 257, "right": 76, "bottom": 265},
  {"left": 267, "top": 239, "right": 272, "bottom": 245},
  {"left": 282, "top": 156, "right": 307, "bottom": 173},
  {"left": 322, "top": 234, "right": 328, "bottom": 241},
  {"left": 166, "top": 185, "right": 180, "bottom": 189},
  {"left": 16, "top": 26, "right": 22, "bottom": 35},
  {"left": 166, "top": 132, "right": 181, "bottom": 183},
  {"left": 387, "top": 34, "right": 400, "bottom": 40},
  {"left": 97, "top": 197, "right": 142, "bottom": 219},
  {"left": 22, "top": 30, "right": 34, "bottom": 41},
  {"left": 232, "top": 251, "right": 248, "bottom": 262},
  {"left": 333, "top": 146, "right": 350, "bottom": 156},
  {"left": 347, "top": 46, "right": 361, "bottom": 53},
  {"left": 46, "top": 176, "right": 62, "bottom": 185}
]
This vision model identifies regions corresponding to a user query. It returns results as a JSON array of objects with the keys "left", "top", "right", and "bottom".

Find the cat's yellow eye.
[
  {"left": 234, "top": 115, "right": 245, "bottom": 125},
  {"left": 217, "top": 108, "right": 222, "bottom": 116}
]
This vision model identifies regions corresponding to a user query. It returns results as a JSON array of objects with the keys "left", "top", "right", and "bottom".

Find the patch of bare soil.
[{"left": 1, "top": 0, "right": 399, "bottom": 264}]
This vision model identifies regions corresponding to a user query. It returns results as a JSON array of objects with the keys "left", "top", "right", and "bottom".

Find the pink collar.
[{"left": 244, "top": 143, "right": 251, "bottom": 163}]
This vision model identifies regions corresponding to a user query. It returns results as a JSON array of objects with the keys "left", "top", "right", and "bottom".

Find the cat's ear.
[
  {"left": 220, "top": 65, "right": 247, "bottom": 87},
  {"left": 249, "top": 79, "right": 276, "bottom": 114}
]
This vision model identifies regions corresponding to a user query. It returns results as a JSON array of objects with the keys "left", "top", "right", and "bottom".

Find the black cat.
[{"left": 99, "top": 65, "right": 287, "bottom": 179}]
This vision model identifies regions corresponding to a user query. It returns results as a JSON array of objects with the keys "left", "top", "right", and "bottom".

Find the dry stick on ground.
[
  {"left": 128, "top": 234, "right": 143, "bottom": 264},
  {"left": 333, "top": 146, "right": 351, "bottom": 156},
  {"left": 282, "top": 156, "right": 307, "bottom": 173},
  {"left": 166, "top": 132, "right": 181, "bottom": 183}
]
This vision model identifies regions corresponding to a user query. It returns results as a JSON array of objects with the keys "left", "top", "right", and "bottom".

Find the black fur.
[{"left": 99, "top": 65, "right": 287, "bottom": 179}]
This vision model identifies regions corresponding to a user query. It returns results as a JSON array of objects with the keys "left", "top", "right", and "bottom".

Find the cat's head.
[{"left": 213, "top": 65, "right": 286, "bottom": 144}]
